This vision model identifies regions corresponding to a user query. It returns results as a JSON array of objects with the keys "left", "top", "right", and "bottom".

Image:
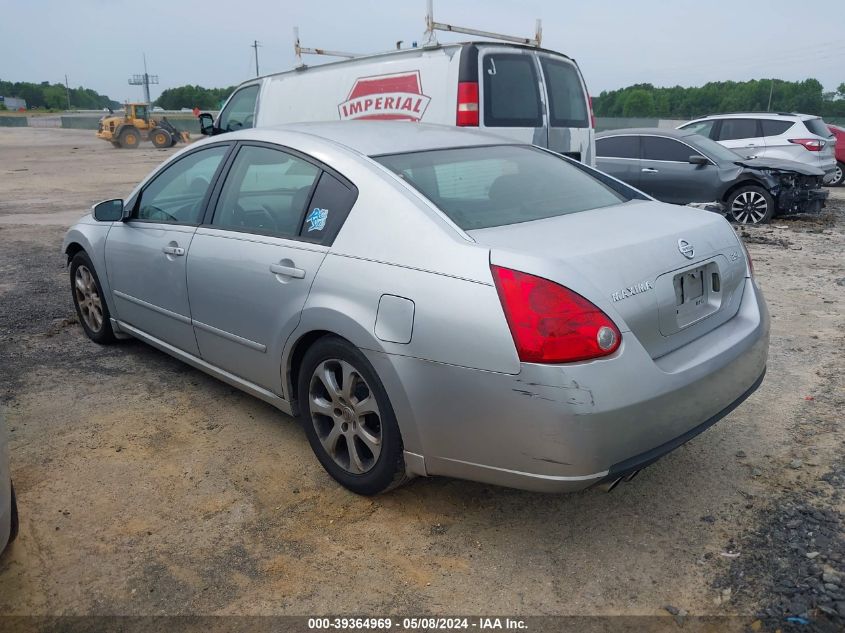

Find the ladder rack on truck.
[{"left": 293, "top": 0, "right": 542, "bottom": 66}]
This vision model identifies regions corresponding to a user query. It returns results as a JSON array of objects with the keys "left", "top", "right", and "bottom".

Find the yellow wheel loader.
[{"left": 96, "top": 103, "right": 190, "bottom": 149}]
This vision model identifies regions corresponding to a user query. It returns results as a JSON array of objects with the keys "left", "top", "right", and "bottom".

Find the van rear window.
[
  {"left": 375, "top": 145, "right": 628, "bottom": 230},
  {"left": 540, "top": 58, "right": 589, "bottom": 128},
  {"left": 482, "top": 55, "right": 542, "bottom": 128}
]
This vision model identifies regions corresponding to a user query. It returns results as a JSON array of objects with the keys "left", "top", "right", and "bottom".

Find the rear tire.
[
  {"left": 726, "top": 185, "right": 774, "bottom": 224},
  {"left": 118, "top": 127, "right": 140, "bottom": 149},
  {"left": 150, "top": 128, "right": 172, "bottom": 148},
  {"left": 827, "top": 162, "right": 844, "bottom": 187},
  {"left": 297, "top": 336, "right": 407, "bottom": 495},
  {"left": 70, "top": 251, "right": 117, "bottom": 344}
]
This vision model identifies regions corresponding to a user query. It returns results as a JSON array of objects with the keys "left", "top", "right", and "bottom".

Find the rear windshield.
[
  {"left": 804, "top": 118, "right": 833, "bottom": 138},
  {"left": 374, "top": 145, "right": 628, "bottom": 230}
]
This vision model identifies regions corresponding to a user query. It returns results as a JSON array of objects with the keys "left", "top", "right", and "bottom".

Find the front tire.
[
  {"left": 150, "top": 128, "right": 172, "bottom": 148},
  {"left": 70, "top": 251, "right": 116, "bottom": 344},
  {"left": 726, "top": 185, "right": 774, "bottom": 224},
  {"left": 297, "top": 336, "right": 407, "bottom": 495}
]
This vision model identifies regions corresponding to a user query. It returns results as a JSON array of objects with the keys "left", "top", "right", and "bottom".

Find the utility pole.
[
  {"left": 64, "top": 74, "right": 71, "bottom": 110},
  {"left": 252, "top": 40, "right": 261, "bottom": 77},
  {"left": 128, "top": 54, "right": 159, "bottom": 106},
  {"left": 767, "top": 79, "right": 775, "bottom": 112}
]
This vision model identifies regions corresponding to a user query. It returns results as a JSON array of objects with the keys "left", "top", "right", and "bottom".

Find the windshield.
[{"left": 374, "top": 145, "right": 629, "bottom": 230}]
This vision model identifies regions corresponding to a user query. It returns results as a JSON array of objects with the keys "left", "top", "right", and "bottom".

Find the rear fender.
[{"left": 282, "top": 309, "right": 425, "bottom": 456}]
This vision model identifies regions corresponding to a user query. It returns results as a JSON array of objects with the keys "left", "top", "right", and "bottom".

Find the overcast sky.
[{"left": 1, "top": 0, "right": 843, "bottom": 102}]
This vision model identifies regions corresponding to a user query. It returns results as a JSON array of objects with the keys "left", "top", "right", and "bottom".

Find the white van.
[{"left": 201, "top": 42, "right": 596, "bottom": 165}]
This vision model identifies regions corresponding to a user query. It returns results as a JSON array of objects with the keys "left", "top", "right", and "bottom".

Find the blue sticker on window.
[{"left": 306, "top": 207, "right": 328, "bottom": 232}]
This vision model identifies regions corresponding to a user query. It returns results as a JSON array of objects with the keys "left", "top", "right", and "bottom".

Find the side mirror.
[
  {"left": 92, "top": 199, "right": 124, "bottom": 222},
  {"left": 199, "top": 112, "right": 215, "bottom": 136},
  {"left": 689, "top": 155, "right": 709, "bottom": 166}
]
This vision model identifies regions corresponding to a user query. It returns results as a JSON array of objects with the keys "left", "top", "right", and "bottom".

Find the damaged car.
[{"left": 596, "top": 128, "right": 828, "bottom": 224}]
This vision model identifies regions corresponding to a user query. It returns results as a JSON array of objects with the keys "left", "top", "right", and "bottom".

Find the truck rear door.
[
  {"left": 535, "top": 52, "right": 593, "bottom": 164},
  {"left": 477, "top": 48, "right": 547, "bottom": 148}
]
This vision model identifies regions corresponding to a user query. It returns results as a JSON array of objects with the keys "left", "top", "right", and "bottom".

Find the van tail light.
[
  {"left": 788, "top": 138, "right": 824, "bottom": 152},
  {"left": 589, "top": 95, "right": 596, "bottom": 129},
  {"left": 456, "top": 81, "right": 479, "bottom": 126},
  {"left": 491, "top": 265, "right": 621, "bottom": 364}
]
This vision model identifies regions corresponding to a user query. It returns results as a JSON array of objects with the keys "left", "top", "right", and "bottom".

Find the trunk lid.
[{"left": 468, "top": 200, "right": 748, "bottom": 359}]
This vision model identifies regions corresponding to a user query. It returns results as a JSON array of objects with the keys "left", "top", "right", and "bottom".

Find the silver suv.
[{"left": 678, "top": 113, "right": 836, "bottom": 178}]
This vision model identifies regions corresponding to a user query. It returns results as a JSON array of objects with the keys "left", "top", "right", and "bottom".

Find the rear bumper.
[
  {"left": 599, "top": 367, "right": 765, "bottom": 484},
  {"left": 372, "top": 277, "right": 769, "bottom": 492}
]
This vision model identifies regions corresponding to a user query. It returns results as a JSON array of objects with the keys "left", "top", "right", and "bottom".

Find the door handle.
[
  {"left": 269, "top": 263, "right": 305, "bottom": 279},
  {"left": 162, "top": 246, "right": 185, "bottom": 256},
  {"left": 641, "top": 168, "right": 659, "bottom": 173}
]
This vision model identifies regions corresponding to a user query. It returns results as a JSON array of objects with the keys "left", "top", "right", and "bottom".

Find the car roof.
[
  {"left": 596, "top": 127, "right": 699, "bottom": 140},
  {"left": 686, "top": 112, "right": 817, "bottom": 121},
  {"left": 216, "top": 121, "right": 523, "bottom": 156}
]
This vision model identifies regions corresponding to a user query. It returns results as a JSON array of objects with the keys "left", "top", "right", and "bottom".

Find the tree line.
[
  {"left": 0, "top": 79, "right": 118, "bottom": 111},
  {"left": 593, "top": 79, "right": 845, "bottom": 120},
  {"left": 154, "top": 85, "right": 236, "bottom": 110}
]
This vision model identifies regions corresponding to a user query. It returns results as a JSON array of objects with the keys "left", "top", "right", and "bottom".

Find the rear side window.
[
  {"left": 540, "top": 57, "right": 588, "bottom": 128},
  {"left": 375, "top": 145, "right": 628, "bottom": 230},
  {"left": 482, "top": 55, "right": 542, "bottom": 128},
  {"left": 803, "top": 118, "right": 833, "bottom": 138},
  {"left": 596, "top": 136, "right": 639, "bottom": 159},
  {"left": 212, "top": 145, "right": 320, "bottom": 237},
  {"left": 642, "top": 137, "right": 699, "bottom": 162},
  {"left": 218, "top": 85, "right": 259, "bottom": 132},
  {"left": 761, "top": 120, "right": 794, "bottom": 137},
  {"left": 300, "top": 172, "right": 358, "bottom": 243},
  {"left": 717, "top": 119, "right": 759, "bottom": 141}
]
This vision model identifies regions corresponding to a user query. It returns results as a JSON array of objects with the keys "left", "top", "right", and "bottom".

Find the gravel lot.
[{"left": 0, "top": 128, "right": 843, "bottom": 629}]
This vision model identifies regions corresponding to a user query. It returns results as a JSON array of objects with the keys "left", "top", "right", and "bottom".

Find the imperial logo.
[{"left": 338, "top": 71, "right": 431, "bottom": 121}]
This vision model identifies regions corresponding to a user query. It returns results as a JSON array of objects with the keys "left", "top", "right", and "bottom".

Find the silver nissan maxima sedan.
[{"left": 62, "top": 122, "right": 769, "bottom": 495}]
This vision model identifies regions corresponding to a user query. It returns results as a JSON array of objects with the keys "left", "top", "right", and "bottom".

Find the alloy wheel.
[
  {"left": 308, "top": 359, "right": 382, "bottom": 475},
  {"left": 730, "top": 190, "right": 769, "bottom": 224},
  {"left": 832, "top": 164, "right": 843, "bottom": 186},
  {"left": 74, "top": 265, "right": 104, "bottom": 332}
]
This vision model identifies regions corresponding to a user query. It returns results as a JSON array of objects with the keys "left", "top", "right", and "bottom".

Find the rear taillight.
[
  {"left": 491, "top": 265, "right": 621, "bottom": 364},
  {"left": 789, "top": 138, "right": 825, "bottom": 152},
  {"left": 739, "top": 240, "right": 754, "bottom": 277},
  {"left": 588, "top": 95, "right": 596, "bottom": 129},
  {"left": 456, "top": 81, "right": 479, "bottom": 126}
]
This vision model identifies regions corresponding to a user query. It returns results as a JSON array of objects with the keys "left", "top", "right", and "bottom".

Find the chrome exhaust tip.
[
  {"left": 597, "top": 477, "right": 623, "bottom": 493},
  {"left": 623, "top": 469, "right": 641, "bottom": 482}
]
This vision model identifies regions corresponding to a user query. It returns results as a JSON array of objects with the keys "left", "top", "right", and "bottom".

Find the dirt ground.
[{"left": 0, "top": 128, "right": 843, "bottom": 627}]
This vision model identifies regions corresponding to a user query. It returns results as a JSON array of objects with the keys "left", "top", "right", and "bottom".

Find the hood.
[{"left": 734, "top": 157, "right": 825, "bottom": 176}]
